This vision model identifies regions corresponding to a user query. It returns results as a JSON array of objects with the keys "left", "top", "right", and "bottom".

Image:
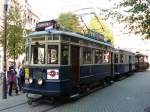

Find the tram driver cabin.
[{"left": 23, "top": 20, "right": 135, "bottom": 98}]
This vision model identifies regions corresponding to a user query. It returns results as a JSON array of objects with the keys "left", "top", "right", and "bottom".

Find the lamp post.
[{"left": 2, "top": 0, "right": 8, "bottom": 99}]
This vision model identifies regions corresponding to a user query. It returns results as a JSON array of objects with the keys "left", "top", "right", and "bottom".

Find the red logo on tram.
[{"left": 48, "top": 70, "right": 56, "bottom": 77}]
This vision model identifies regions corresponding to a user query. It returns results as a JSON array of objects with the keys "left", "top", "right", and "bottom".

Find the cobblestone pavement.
[
  {"left": 0, "top": 69, "right": 150, "bottom": 112},
  {"left": 48, "top": 69, "right": 150, "bottom": 112}
]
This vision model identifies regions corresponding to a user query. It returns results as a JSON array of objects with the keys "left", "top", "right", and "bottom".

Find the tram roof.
[{"left": 28, "top": 30, "right": 112, "bottom": 47}]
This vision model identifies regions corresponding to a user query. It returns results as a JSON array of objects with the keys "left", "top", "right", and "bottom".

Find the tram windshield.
[
  {"left": 47, "top": 45, "right": 58, "bottom": 64},
  {"left": 31, "top": 45, "right": 45, "bottom": 64}
]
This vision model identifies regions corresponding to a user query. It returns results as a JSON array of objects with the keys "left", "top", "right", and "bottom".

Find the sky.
[
  {"left": 28, "top": 0, "right": 150, "bottom": 56},
  {"left": 28, "top": 0, "right": 118, "bottom": 21}
]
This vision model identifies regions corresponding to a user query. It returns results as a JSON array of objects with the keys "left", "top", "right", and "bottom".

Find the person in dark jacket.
[{"left": 7, "top": 66, "right": 18, "bottom": 96}]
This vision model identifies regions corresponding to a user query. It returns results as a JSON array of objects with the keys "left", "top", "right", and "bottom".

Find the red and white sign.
[{"left": 47, "top": 69, "right": 59, "bottom": 79}]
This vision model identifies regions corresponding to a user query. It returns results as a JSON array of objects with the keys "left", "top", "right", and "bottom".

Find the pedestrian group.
[{"left": 7, "top": 63, "right": 25, "bottom": 96}]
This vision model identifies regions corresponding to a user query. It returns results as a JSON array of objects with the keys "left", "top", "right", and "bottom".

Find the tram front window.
[
  {"left": 48, "top": 45, "right": 58, "bottom": 64},
  {"left": 31, "top": 45, "right": 45, "bottom": 64}
]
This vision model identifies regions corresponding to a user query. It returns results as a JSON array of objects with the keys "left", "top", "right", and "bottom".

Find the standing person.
[
  {"left": 20, "top": 61, "right": 25, "bottom": 89},
  {"left": 19, "top": 65, "right": 24, "bottom": 91},
  {"left": 16, "top": 65, "right": 21, "bottom": 91},
  {"left": 7, "top": 66, "right": 18, "bottom": 96}
]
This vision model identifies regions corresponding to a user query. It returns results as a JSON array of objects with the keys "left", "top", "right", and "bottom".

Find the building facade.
[{"left": 0, "top": 0, "right": 40, "bottom": 71}]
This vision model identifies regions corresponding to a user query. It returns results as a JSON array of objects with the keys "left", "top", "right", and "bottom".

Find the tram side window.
[
  {"left": 83, "top": 48, "right": 92, "bottom": 64},
  {"left": 103, "top": 51, "right": 110, "bottom": 63},
  {"left": 48, "top": 45, "right": 58, "bottom": 64},
  {"left": 114, "top": 54, "right": 118, "bottom": 63},
  {"left": 135, "top": 56, "right": 139, "bottom": 62},
  {"left": 31, "top": 46, "right": 45, "bottom": 64},
  {"left": 61, "top": 45, "right": 69, "bottom": 65},
  {"left": 139, "top": 56, "right": 144, "bottom": 62},
  {"left": 95, "top": 49, "right": 103, "bottom": 64},
  {"left": 120, "top": 54, "right": 124, "bottom": 63}
]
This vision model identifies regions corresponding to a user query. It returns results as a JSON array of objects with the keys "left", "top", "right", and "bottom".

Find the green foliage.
[
  {"left": 119, "top": 0, "right": 150, "bottom": 39},
  {"left": 7, "top": 5, "right": 25, "bottom": 59},
  {"left": 103, "top": 0, "right": 150, "bottom": 39},
  {"left": 57, "top": 12, "right": 82, "bottom": 33},
  {"left": 88, "top": 16, "right": 114, "bottom": 42}
]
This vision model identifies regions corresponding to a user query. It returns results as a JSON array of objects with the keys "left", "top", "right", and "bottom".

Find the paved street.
[{"left": 0, "top": 69, "right": 150, "bottom": 112}]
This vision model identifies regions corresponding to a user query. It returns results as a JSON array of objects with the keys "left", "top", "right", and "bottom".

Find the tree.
[
  {"left": 57, "top": 12, "right": 82, "bottom": 33},
  {"left": 7, "top": 4, "right": 25, "bottom": 64},
  {"left": 88, "top": 16, "right": 114, "bottom": 42},
  {"left": 103, "top": 0, "right": 150, "bottom": 39}
]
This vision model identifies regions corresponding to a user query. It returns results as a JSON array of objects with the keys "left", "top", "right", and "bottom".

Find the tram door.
[{"left": 71, "top": 45, "right": 80, "bottom": 88}]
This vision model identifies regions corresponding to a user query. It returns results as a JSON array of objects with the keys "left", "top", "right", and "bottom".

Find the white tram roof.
[{"left": 28, "top": 30, "right": 112, "bottom": 47}]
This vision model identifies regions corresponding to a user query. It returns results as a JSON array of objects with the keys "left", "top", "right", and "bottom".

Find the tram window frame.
[
  {"left": 95, "top": 49, "right": 103, "bottom": 64},
  {"left": 71, "top": 37, "right": 79, "bottom": 43},
  {"left": 32, "top": 36, "right": 45, "bottom": 41},
  {"left": 61, "top": 35, "right": 70, "bottom": 42},
  {"left": 61, "top": 44, "right": 69, "bottom": 65},
  {"left": 139, "top": 56, "right": 144, "bottom": 62},
  {"left": 120, "top": 54, "right": 124, "bottom": 63},
  {"left": 53, "top": 34, "right": 59, "bottom": 40},
  {"left": 48, "top": 34, "right": 60, "bottom": 40},
  {"left": 47, "top": 45, "right": 59, "bottom": 64},
  {"left": 31, "top": 45, "right": 45, "bottom": 64},
  {"left": 48, "top": 35, "right": 52, "bottom": 40},
  {"left": 83, "top": 47, "right": 92, "bottom": 64},
  {"left": 114, "top": 54, "right": 118, "bottom": 63},
  {"left": 103, "top": 50, "right": 111, "bottom": 63}
]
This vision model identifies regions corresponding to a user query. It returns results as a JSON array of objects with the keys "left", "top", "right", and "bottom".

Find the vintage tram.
[
  {"left": 135, "top": 53, "right": 149, "bottom": 71},
  {"left": 113, "top": 49, "right": 136, "bottom": 78},
  {"left": 23, "top": 20, "right": 114, "bottom": 101},
  {"left": 23, "top": 20, "right": 140, "bottom": 104}
]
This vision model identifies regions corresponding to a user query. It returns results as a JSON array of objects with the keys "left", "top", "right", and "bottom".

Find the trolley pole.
[{"left": 2, "top": 0, "right": 8, "bottom": 99}]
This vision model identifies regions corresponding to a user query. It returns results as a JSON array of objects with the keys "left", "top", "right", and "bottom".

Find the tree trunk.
[{"left": 13, "top": 36, "right": 16, "bottom": 67}]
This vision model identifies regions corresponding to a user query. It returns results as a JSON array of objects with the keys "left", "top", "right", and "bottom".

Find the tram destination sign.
[
  {"left": 35, "top": 20, "right": 57, "bottom": 31},
  {"left": 88, "top": 30, "right": 105, "bottom": 42}
]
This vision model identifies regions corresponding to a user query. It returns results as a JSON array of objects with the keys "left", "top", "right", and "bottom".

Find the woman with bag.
[{"left": 7, "top": 66, "right": 18, "bottom": 96}]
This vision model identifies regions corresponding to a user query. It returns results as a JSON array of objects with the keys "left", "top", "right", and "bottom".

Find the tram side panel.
[{"left": 80, "top": 64, "right": 111, "bottom": 84}]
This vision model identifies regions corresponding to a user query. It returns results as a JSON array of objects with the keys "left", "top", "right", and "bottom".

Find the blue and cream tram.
[
  {"left": 113, "top": 49, "right": 136, "bottom": 78},
  {"left": 23, "top": 20, "right": 113, "bottom": 99}
]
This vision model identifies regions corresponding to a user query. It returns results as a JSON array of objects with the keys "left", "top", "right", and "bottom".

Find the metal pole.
[{"left": 2, "top": 0, "right": 8, "bottom": 99}]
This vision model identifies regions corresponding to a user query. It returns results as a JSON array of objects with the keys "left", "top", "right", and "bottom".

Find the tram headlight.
[
  {"left": 29, "top": 78, "right": 33, "bottom": 84},
  {"left": 37, "top": 78, "right": 44, "bottom": 85}
]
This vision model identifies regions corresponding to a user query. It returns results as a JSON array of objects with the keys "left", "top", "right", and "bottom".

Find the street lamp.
[{"left": 2, "top": 0, "right": 8, "bottom": 99}]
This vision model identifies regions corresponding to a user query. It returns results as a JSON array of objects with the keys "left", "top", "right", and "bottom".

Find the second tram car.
[{"left": 113, "top": 49, "right": 136, "bottom": 78}]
